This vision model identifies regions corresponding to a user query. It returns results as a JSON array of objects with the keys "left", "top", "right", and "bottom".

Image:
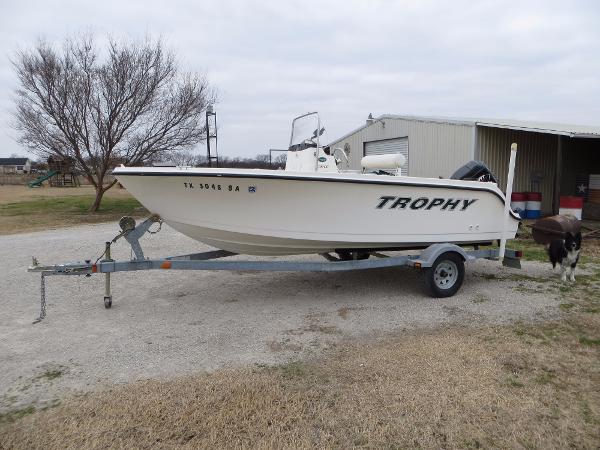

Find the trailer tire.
[{"left": 423, "top": 252, "right": 465, "bottom": 298}]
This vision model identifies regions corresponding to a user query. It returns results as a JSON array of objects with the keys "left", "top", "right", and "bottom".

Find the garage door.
[{"left": 364, "top": 137, "right": 409, "bottom": 175}]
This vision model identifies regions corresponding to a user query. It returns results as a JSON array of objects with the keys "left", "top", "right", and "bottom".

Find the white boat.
[{"left": 113, "top": 112, "right": 520, "bottom": 256}]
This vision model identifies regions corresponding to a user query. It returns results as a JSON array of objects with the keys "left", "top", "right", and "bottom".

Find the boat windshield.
[{"left": 289, "top": 112, "right": 324, "bottom": 151}]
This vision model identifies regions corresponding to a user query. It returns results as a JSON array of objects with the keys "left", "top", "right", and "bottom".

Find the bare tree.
[
  {"left": 256, "top": 154, "right": 269, "bottom": 164},
  {"left": 169, "top": 149, "right": 202, "bottom": 166},
  {"left": 274, "top": 153, "right": 287, "bottom": 168},
  {"left": 12, "top": 34, "right": 216, "bottom": 211}
]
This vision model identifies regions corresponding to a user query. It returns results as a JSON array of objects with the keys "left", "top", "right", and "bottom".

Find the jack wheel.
[
  {"left": 104, "top": 297, "right": 112, "bottom": 309},
  {"left": 423, "top": 252, "right": 465, "bottom": 298}
]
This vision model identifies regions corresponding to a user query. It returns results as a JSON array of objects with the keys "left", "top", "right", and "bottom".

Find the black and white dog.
[{"left": 548, "top": 232, "right": 582, "bottom": 282}]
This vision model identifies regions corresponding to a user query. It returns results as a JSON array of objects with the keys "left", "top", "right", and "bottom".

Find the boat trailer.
[{"left": 28, "top": 215, "right": 522, "bottom": 323}]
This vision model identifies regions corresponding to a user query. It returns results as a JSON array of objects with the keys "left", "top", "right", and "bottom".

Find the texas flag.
[{"left": 575, "top": 175, "right": 589, "bottom": 200}]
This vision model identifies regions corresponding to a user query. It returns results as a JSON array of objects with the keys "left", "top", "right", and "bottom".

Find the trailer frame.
[{"left": 28, "top": 216, "right": 522, "bottom": 322}]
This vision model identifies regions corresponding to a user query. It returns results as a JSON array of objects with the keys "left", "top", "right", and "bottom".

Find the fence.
[
  {"left": 0, "top": 174, "right": 36, "bottom": 185},
  {"left": 0, "top": 173, "right": 111, "bottom": 186}
]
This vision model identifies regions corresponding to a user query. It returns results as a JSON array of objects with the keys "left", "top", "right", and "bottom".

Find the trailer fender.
[{"left": 410, "top": 243, "right": 472, "bottom": 268}]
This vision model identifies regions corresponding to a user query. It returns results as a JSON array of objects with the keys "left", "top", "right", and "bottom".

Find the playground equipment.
[
  {"left": 28, "top": 170, "right": 59, "bottom": 188},
  {"left": 47, "top": 156, "right": 80, "bottom": 187},
  {"left": 28, "top": 156, "right": 80, "bottom": 188}
]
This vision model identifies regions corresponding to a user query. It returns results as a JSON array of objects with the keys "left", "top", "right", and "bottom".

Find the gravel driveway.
[{"left": 1, "top": 222, "right": 559, "bottom": 411}]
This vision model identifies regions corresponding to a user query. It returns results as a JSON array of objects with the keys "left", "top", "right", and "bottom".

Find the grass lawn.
[
  {"left": 0, "top": 186, "right": 147, "bottom": 234},
  {"left": 486, "top": 220, "right": 600, "bottom": 263}
]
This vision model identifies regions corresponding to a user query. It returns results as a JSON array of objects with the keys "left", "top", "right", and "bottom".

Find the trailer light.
[
  {"left": 414, "top": 262, "right": 421, "bottom": 269},
  {"left": 160, "top": 261, "right": 172, "bottom": 269},
  {"left": 92, "top": 264, "right": 97, "bottom": 273},
  {"left": 515, "top": 250, "right": 523, "bottom": 258}
]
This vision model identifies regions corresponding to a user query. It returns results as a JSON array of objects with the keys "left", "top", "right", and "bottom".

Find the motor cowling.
[{"left": 450, "top": 161, "right": 498, "bottom": 183}]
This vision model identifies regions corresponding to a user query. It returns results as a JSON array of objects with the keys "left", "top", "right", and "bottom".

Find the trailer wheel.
[
  {"left": 423, "top": 252, "right": 465, "bottom": 298},
  {"left": 104, "top": 296, "right": 112, "bottom": 309}
]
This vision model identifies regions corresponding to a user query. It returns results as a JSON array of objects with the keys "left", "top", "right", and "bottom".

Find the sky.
[{"left": 1, "top": 0, "right": 600, "bottom": 160}]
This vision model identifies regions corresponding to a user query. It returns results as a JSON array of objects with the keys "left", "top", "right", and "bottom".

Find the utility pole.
[{"left": 205, "top": 105, "right": 218, "bottom": 167}]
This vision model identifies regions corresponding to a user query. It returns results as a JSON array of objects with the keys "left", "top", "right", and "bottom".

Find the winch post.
[
  {"left": 122, "top": 215, "right": 161, "bottom": 260},
  {"left": 103, "top": 241, "right": 113, "bottom": 308}
]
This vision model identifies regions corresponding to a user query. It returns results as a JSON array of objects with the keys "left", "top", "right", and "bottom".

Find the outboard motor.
[{"left": 450, "top": 160, "right": 498, "bottom": 183}]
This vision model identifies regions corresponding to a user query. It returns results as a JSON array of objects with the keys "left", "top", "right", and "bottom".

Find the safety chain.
[
  {"left": 31, "top": 216, "right": 162, "bottom": 324},
  {"left": 33, "top": 273, "right": 47, "bottom": 324}
]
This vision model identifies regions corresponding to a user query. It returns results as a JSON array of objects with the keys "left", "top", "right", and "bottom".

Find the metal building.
[{"left": 328, "top": 115, "right": 600, "bottom": 215}]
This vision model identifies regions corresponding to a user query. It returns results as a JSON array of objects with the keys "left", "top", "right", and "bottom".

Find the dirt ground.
[
  {"left": 1, "top": 223, "right": 598, "bottom": 448},
  {"left": 1, "top": 222, "right": 567, "bottom": 408},
  {"left": 0, "top": 184, "right": 132, "bottom": 204},
  {"left": 2, "top": 325, "right": 599, "bottom": 449}
]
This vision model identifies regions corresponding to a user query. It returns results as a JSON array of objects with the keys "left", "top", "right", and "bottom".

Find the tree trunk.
[{"left": 90, "top": 186, "right": 105, "bottom": 212}]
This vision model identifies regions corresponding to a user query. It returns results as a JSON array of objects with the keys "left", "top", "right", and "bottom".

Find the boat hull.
[{"left": 114, "top": 168, "right": 520, "bottom": 255}]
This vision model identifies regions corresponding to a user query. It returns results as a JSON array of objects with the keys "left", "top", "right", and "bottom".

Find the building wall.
[
  {"left": 329, "top": 118, "right": 566, "bottom": 214},
  {"left": 1, "top": 165, "right": 18, "bottom": 174},
  {"left": 1, "top": 160, "right": 31, "bottom": 174},
  {"left": 329, "top": 118, "right": 474, "bottom": 177},
  {"left": 476, "top": 127, "right": 558, "bottom": 213}
]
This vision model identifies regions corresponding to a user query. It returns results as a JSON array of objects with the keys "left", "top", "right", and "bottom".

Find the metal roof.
[
  {"left": 329, "top": 114, "right": 600, "bottom": 145},
  {"left": 0, "top": 157, "right": 30, "bottom": 166},
  {"left": 473, "top": 118, "right": 600, "bottom": 138}
]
